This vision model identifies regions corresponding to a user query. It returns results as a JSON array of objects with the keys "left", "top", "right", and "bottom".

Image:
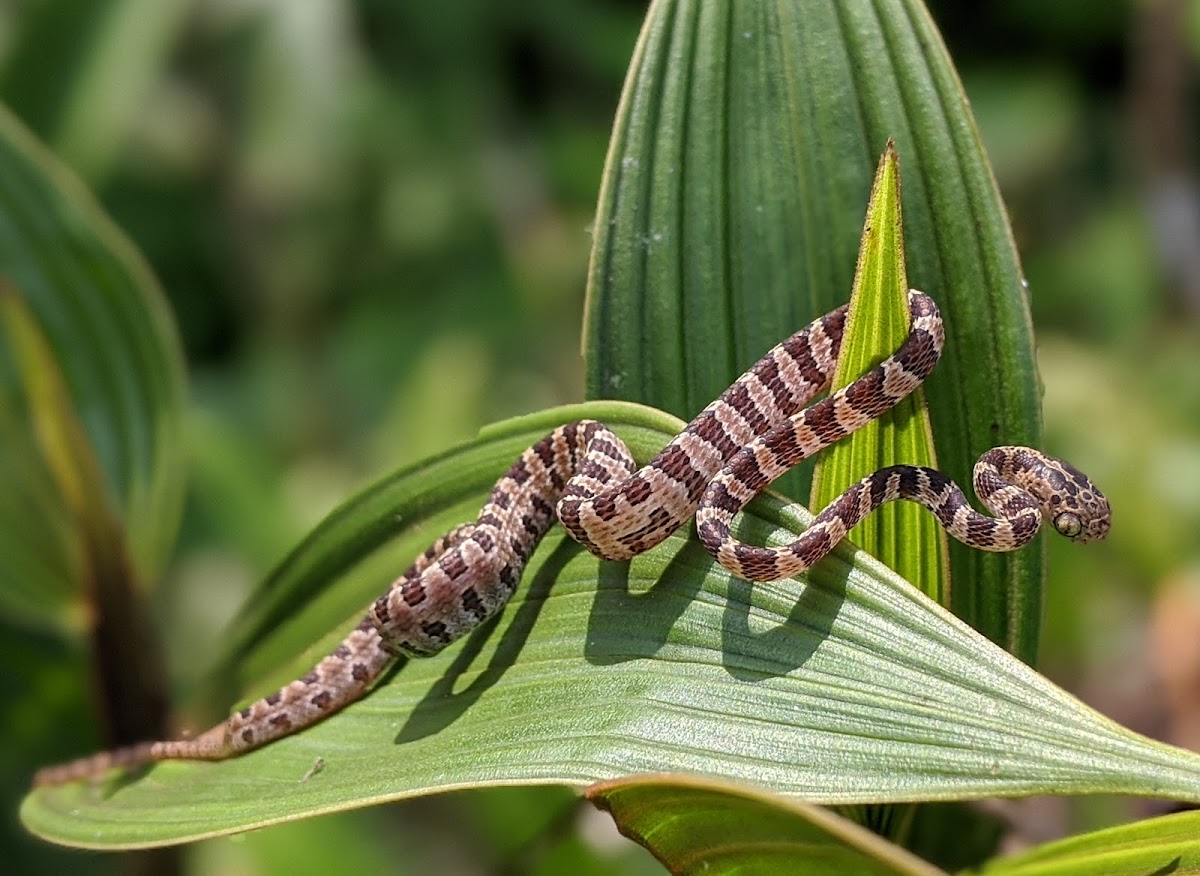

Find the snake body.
[{"left": 33, "top": 290, "right": 1110, "bottom": 786}]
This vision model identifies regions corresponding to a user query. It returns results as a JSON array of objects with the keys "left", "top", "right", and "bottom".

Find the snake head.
[{"left": 1040, "top": 455, "right": 1111, "bottom": 544}]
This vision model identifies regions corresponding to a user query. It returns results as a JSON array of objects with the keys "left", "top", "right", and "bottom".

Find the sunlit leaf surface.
[
  {"left": 586, "top": 0, "right": 1043, "bottom": 660},
  {"left": 21, "top": 403, "right": 1200, "bottom": 849},
  {"left": 809, "top": 143, "right": 947, "bottom": 607},
  {"left": 977, "top": 809, "right": 1200, "bottom": 876}
]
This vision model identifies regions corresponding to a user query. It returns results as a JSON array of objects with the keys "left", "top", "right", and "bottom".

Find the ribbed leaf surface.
[
  {"left": 586, "top": 0, "right": 1041, "bottom": 659},
  {"left": 809, "top": 144, "right": 947, "bottom": 606},
  {"left": 977, "top": 810, "right": 1200, "bottom": 876},
  {"left": 21, "top": 404, "right": 1200, "bottom": 849}
]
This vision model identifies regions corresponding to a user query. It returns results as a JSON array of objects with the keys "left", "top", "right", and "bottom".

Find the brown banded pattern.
[{"left": 33, "top": 290, "right": 1111, "bottom": 787}]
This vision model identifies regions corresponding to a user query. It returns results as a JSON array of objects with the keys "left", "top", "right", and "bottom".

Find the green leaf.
[
  {"left": 976, "top": 810, "right": 1200, "bottom": 876},
  {"left": 0, "top": 373, "right": 79, "bottom": 630},
  {"left": 0, "top": 285, "right": 122, "bottom": 557},
  {"left": 588, "top": 774, "right": 947, "bottom": 876},
  {"left": 590, "top": 778, "right": 1200, "bottom": 875},
  {"left": 585, "top": 0, "right": 1043, "bottom": 660},
  {"left": 0, "top": 284, "right": 141, "bottom": 650},
  {"left": 0, "top": 102, "right": 187, "bottom": 621},
  {"left": 808, "top": 144, "right": 948, "bottom": 844},
  {"left": 903, "top": 801, "right": 1006, "bottom": 871},
  {"left": 20, "top": 403, "right": 1200, "bottom": 849},
  {"left": 810, "top": 142, "right": 947, "bottom": 607}
]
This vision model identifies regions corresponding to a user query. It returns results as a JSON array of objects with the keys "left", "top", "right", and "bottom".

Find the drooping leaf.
[
  {"left": 20, "top": 403, "right": 1200, "bottom": 849},
  {"left": 588, "top": 774, "right": 947, "bottom": 876},
  {"left": 0, "top": 102, "right": 187, "bottom": 616},
  {"left": 585, "top": 0, "right": 1043, "bottom": 660},
  {"left": 0, "top": 286, "right": 160, "bottom": 718}
]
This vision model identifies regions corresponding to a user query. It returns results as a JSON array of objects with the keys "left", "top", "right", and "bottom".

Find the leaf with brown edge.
[{"left": 587, "top": 773, "right": 946, "bottom": 876}]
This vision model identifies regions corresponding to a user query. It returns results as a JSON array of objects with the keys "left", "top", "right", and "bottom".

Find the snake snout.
[{"left": 1083, "top": 501, "right": 1112, "bottom": 543}]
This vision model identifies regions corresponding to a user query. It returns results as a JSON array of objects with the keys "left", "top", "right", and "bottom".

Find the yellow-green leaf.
[
  {"left": 588, "top": 774, "right": 947, "bottom": 876},
  {"left": 810, "top": 143, "right": 948, "bottom": 608},
  {"left": 977, "top": 810, "right": 1200, "bottom": 876}
]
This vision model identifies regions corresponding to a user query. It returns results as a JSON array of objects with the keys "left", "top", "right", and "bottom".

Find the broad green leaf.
[
  {"left": 810, "top": 143, "right": 947, "bottom": 607},
  {"left": 976, "top": 809, "right": 1200, "bottom": 876},
  {"left": 21, "top": 403, "right": 1200, "bottom": 849},
  {"left": 589, "top": 778, "right": 1200, "bottom": 875},
  {"left": 588, "top": 774, "right": 946, "bottom": 875},
  {"left": 0, "top": 102, "right": 187, "bottom": 622},
  {"left": 585, "top": 0, "right": 1043, "bottom": 661}
]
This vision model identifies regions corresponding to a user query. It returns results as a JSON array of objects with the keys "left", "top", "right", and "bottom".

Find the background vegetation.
[{"left": 1, "top": 0, "right": 1198, "bottom": 873}]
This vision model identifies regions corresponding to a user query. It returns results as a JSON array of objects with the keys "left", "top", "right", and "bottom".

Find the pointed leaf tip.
[{"left": 811, "top": 145, "right": 948, "bottom": 608}]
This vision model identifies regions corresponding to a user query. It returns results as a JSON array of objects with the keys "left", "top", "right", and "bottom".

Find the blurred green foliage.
[{"left": 1, "top": 0, "right": 1198, "bottom": 873}]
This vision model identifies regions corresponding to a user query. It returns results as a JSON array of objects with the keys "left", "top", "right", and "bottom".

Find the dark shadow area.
[
  {"left": 495, "top": 792, "right": 587, "bottom": 876},
  {"left": 902, "top": 799, "right": 1006, "bottom": 871},
  {"left": 583, "top": 538, "right": 711, "bottom": 665},
  {"left": 394, "top": 540, "right": 575, "bottom": 744},
  {"left": 1147, "top": 857, "right": 1181, "bottom": 876},
  {"left": 719, "top": 557, "right": 850, "bottom": 681},
  {"left": 98, "top": 763, "right": 155, "bottom": 799}
]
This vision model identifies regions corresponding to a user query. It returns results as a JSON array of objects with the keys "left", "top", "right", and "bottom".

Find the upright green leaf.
[
  {"left": 0, "top": 282, "right": 169, "bottom": 750},
  {"left": 0, "top": 285, "right": 121, "bottom": 547},
  {"left": 0, "top": 104, "right": 185, "bottom": 790},
  {"left": 810, "top": 143, "right": 947, "bottom": 607},
  {"left": 585, "top": 0, "right": 1042, "bottom": 660}
]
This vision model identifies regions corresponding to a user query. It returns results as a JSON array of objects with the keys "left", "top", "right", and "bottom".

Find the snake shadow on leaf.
[{"left": 394, "top": 538, "right": 575, "bottom": 744}]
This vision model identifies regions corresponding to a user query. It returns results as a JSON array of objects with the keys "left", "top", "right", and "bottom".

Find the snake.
[{"left": 32, "top": 290, "right": 1111, "bottom": 786}]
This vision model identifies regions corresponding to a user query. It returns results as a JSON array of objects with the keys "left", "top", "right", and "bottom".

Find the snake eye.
[{"left": 1053, "top": 512, "right": 1082, "bottom": 539}]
